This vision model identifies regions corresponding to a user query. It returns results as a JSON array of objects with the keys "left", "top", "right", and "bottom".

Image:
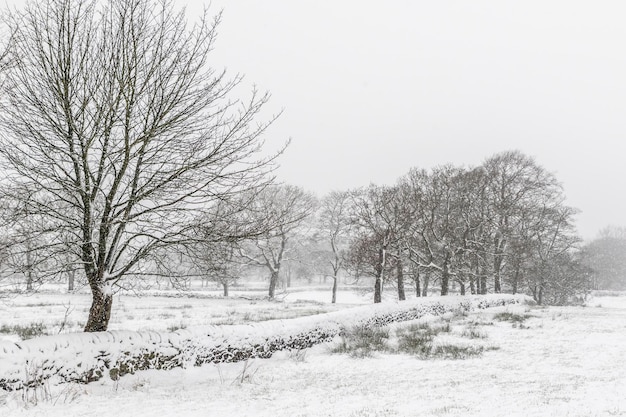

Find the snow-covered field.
[
  {"left": 0, "top": 286, "right": 368, "bottom": 340},
  {"left": 2, "top": 291, "right": 626, "bottom": 417}
]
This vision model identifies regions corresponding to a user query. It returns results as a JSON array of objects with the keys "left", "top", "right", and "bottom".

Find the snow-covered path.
[{"left": 3, "top": 297, "right": 626, "bottom": 417}]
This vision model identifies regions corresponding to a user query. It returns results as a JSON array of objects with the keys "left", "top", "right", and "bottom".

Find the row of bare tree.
[
  {"left": 186, "top": 150, "right": 590, "bottom": 308},
  {"left": 343, "top": 151, "right": 586, "bottom": 305}
]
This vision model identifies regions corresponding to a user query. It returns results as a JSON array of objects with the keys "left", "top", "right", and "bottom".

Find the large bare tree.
[{"left": 0, "top": 0, "right": 280, "bottom": 331}]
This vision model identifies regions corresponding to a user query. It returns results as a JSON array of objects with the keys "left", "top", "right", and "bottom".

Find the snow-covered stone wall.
[{"left": 0, "top": 294, "right": 530, "bottom": 391}]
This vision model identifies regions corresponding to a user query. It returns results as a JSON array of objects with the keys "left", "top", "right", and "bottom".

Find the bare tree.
[
  {"left": 239, "top": 185, "right": 316, "bottom": 299},
  {"left": 482, "top": 151, "right": 561, "bottom": 293},
  {"left": 581, "top": 226, "right": 626, "bottom": 291},
  {"left": 524, "top": 203, "right": 581, "bottom": 304},
  {"left": 349, "top": 185, "right": 411, "bottom": 303},
  {"left": 188, "top": 240, "right": 242, "bottom": 296},
  {"left": 318, "top": 191, "right": 352, "bottom": 303},
  {"left": 0, "top": 0, "right": 281, "bottom": 331}
]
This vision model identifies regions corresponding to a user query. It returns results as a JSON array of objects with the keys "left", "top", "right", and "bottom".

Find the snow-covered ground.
[
  {"left": 0, "top": 287, "right": 361, "bottom": 341},
  {"left": 2, "top": 293, "right": 626, "bottom": 416}
]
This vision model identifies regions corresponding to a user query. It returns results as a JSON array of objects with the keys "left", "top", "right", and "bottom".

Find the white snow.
[
  {"left": 0, "top": 295, "right": 526, "bottom": 390},
  {"left": 1, "top": 294, "right": 625, "bottom": 416}
]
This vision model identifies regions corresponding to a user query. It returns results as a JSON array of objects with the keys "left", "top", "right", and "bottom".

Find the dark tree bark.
[
  {"left": 441, "top": 251, "right": 451, "bottom": 296},
  {"left": 479, "top": 266, "right": 488, "bottom": 294},
  {"left": 397, "top": 257, "right": 406, "bottom": 301},
  {"left": 422, "top": 272, "right": 430, "bottom": 297},
  {"left": 268, "top": 270, "right": 280, "bottom": 299},
  {"left": 67, "top": 269, "right": 75, "bottom": 292},
  {"left": 493, "top": 247, "right": 504, "bottom": 293},
  {"left": 512, "top": 266, "right": 520, "bottom": 294},
  {"left": 374, "top": 246, "right": 385, "bottom": 303},
  {"left": 84, "top": 284, "right": 113, "bottom": 332},
  {"left": 414, "top": 268, "right": 421, "bottom": 297}
]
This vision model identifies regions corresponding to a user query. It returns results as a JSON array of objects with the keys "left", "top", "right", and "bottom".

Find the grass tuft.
[
  {"left": 332, "top": 325, "right": 390, "bottom": 358},
  {"left": 166, "top": 322, "right": 188, "bottom": 332},
  {"left": 332, "top": 319, "right": 496, "bottom": 360},
  {"left": 0, "top": 322, "right": 47, "bottom": 340},
  {"left": 493, "top": 311, "right": 531, "bottom": 323}
]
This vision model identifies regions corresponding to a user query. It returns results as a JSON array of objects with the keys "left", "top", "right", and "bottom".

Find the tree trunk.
[
  {"left": 397, "top": 258, "right": 406, "bottom": 301},
  {"left": 26, "top": 270, "right": 33, "bottom": 292},
  {"left": 494, "top": 273, "right": 502, "bottom": 293},
  {"left": 422, "top": 272, "right": 429, "bottom": 297},
  {"left": 374, "top": 246, "right": 385, "bottom": 303},
  {"left": 67, "top": 269, "right": 75, "bottom": 292},
  {"left": 268, "top": 270, "right": 279, "bottom": 299},
  {"left": 223, "top": 282, "right": 229, "bottom": 297},
  {"left": 459, "top": 281, "right": 465, "bottom": 295},
  {"left": 512, "top": 266, "right": 520, "bottom": 294},
  {"left": 441, "top": 256, "right": 450, "bottom": 296},
  {"left": 25, "top": 246, "right": 34, "bottom": 291},
  {"left": 84, "top": 285, "right": 113, "bottom": 332},
  {"left": 331, "top": 275, "right": 338, "bottom": 304},
  {"left": 479, "top": 265, "right": 487, "bottom": 295},
  {"left": 415, "top": 270, "right": 421, "bottom": 297},
  {"left": 493, "top": 239, "right": 505, "bottom": 293},
  {"left": 469, "top": 276, "right": 476, "bottom": 295}
]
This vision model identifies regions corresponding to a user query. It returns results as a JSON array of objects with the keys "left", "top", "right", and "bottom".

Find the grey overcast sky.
[
  {"left": 176, "top": 0, "right": 625, "bottom": 241},
  {"left": 4, "top": 0, "right": 626, "bottom": 240}
]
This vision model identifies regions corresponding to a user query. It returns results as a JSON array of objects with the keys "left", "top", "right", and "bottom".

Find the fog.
[
  {"left": 5, "top": 0, "right": 626, "bottom": 240},
  {"left": 180, "top": 0, "right": 625, "bottom": 241}
]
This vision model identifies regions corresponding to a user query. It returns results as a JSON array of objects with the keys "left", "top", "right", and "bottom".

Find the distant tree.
[
  {"left": 397, "top": 168, "right": 432, "bottom": 297},
  {"left": 349, "top": 185, "right": 409, "bottom": 303},
  {"left": 482, "top": 151, "right": 562, "bottom": 293},
  {"left": 397, "top": 166, "right": 469, "bottom": 296},
  {"left": 452, "top": 167, "right": 491, "bottom": 295},
  {"left": 239, "top": 185, "right": 316, "bottom": 299},
  {"left": 523, "top": 204, "right": 581, "bottom": 304},
  {"left": 0, "top": 0, "right": 280, "bottom": 331},
  {"left": 581, "top": 226, "right": 626, "bottom": 291},
  {"left": 189, "top": 241, "right": 242, "bottom": 296},
  {"left": 318, "top": 191, "right": 353, "bottom": 303}
]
